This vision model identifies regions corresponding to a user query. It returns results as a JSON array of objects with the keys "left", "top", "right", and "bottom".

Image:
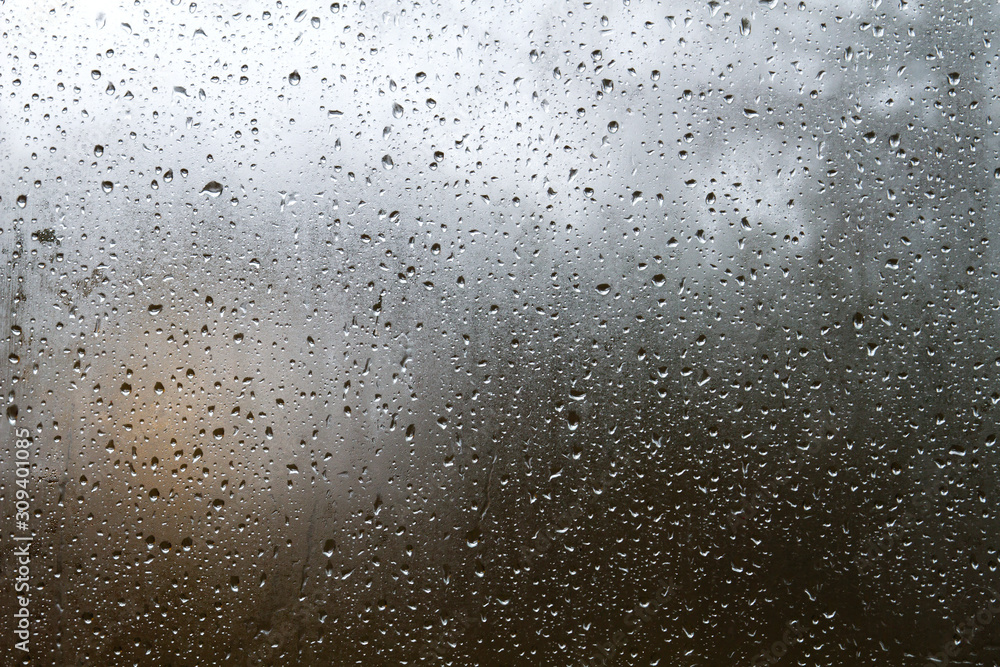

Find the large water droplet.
[{"left": 201, "top": 181, "right": 223, "bottom": 197}]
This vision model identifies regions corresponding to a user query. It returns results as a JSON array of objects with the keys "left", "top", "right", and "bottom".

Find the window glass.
[{"left": 3, "top": 1, "right": 998, "bottom": 664}]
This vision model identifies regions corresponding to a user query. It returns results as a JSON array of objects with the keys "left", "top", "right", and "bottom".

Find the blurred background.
[{"left": 2, "top": 0, "right": 1000, "bottom": 664}]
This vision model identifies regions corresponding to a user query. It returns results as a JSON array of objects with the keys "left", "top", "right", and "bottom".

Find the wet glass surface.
[{"left": 2, "top": 0, "right": 1000, "bottom": 664}]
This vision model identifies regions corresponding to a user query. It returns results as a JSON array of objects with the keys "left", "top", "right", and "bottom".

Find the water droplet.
[
  {"left": 94, "top": 145, "right": 104, "bottom": 157},
  {"left": 392, "top": 102, "right": 404, "bottom": 118},
  {"left": 101, "top": 181, "right": 114, "bottom": 193},
  {"left": 289, "top": 71, "right": 301, "bottom": 85},
  {"left": 201, "top": 181, "right": 223, "bottom": 197},
  {"left": 740, "top": 18, "right": 752, "bottom": 36},
  {"left": 381, "top": 155, "right": 394, "bottom": 170},
  {"left": 16, "top": 195, "right": 27, "bottom": 208},
  {"left": 853, "top": 312, "right": 865, "bottom": 330}
]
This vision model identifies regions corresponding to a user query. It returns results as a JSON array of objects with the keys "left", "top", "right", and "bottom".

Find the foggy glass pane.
[{"left": 3, "top": 0, "right": 999, "bottom": 665}]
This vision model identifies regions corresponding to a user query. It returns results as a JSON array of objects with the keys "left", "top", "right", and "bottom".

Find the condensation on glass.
[{"left": 2, "top": 0, "right": 999, "bottom": 665}]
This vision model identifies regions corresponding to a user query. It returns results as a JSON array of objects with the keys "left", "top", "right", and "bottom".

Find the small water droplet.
[
  {"left": 381, "top": 155, "right": 394, "bottom": 170},
  {"left": 740, "top": 18, "right": 752, "bottom": 36},
  {"left": 16, "top": 195, "right": 27, "bottom": 208},
  {"left": 94, "top": 145, "right": 104, "bottom": 157},
  {"left": 392, "top": 102, "right": 404, "bottom": 118},
  {"left": 288, "top": 71, "right": 301, "bottom": 85},
  {"left": 101, "top": 181, "right": 114, "bottom": 193}
]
